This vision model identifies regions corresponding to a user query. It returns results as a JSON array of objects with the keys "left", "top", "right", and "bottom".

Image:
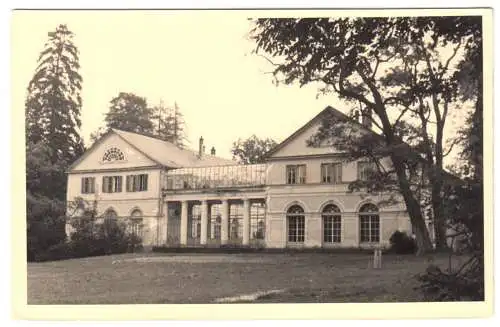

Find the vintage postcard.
[{"left": 11, "top": 7, "right": 493, "bottom": 320}]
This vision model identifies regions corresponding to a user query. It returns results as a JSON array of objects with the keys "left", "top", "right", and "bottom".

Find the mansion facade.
[{"left": 66, "top": 106, "right": 426, "bottom": 249}]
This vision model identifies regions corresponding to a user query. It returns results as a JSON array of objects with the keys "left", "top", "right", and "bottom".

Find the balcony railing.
[{"left": 164, "top": 164, "right": 267, "bottom": 191}]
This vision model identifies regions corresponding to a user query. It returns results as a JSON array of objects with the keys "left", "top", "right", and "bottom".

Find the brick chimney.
[
  {"left": 198, "top": 136, "right": 204, "bottom": 158},
  {"left": 210, "top": 146, "right": 216, "bottom": 156}
]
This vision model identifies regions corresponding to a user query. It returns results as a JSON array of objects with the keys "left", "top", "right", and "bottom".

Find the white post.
[
  {"left": 200, "top": 200, "right": 208, "bottom": 245},
  {"left": 373, "top": 248, "right": 382, "bottom": 269},
  {"left": 243, "top": 199, "right": 251, "bottom": 246},
  {"left": 221, "top": 199, "right": 229, "bottom": 245},
  {"left": 180, "top": 200, "right": 188, "bottom": 246}
]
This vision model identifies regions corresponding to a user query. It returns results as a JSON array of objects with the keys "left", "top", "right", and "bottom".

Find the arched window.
[
  {"left": 287, "top": 205, "right": 305, "bottom": 243},
  {"left": 104, "top": 208, "right": 118, "bottom": 220},
  {"left": 359, "top": 203, "right": 380, "bottom": 243},
  {"left": 322, "top": 204, "right": 341, "bottom": 243},
  {"left": 130, "top": 209, "right": 143, "bottom": 237},
  {"left": 102, "top": 147, "right": 125, "bottom": 162}
]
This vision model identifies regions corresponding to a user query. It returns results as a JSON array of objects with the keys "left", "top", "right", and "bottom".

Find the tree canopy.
[
  {"left": 105, "top": 92, "right": 154, "bottom": 134},
  {"left": 231, "top": 135, "right": 278, "bottom": 164},
  {"left": 251, "top": 16, "right": 482, "bottom": 253}
]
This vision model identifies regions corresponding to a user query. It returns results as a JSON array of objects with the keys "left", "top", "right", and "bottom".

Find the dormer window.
[{"left": 102, "top": 147, "right": 125, "bottom": 162}]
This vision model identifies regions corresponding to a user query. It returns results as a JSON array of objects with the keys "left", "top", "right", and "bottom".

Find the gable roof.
[
  {"left": 264, "top": 106, "right": 382, "bottom": 159},
  {"left": 68, "top": 128, "right": 236, "bottom": 172}
]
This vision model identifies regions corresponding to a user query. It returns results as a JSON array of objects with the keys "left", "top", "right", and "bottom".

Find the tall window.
[
  {"left": 130, "top": 209, "right": 143, "bottom": 238},
  {"left": 322, "top": 204, "right": 341, "bottom": 243},
  {"left": 126, "top": 174, "right": 148, "bottom": 192},
  {"left": 102, "top": 147, "right": 125, "bottom": 162},
  {"left": 287, "top": 205, "right": 305, "bottom": 243},
  {"left": 357, "top": 161, "right": 377, "bottom": 181},
  {"left": 81, "top": 177, "right": 95, "bottom": 194},
  {"left": 321, "top": 163, "right": 342, "bottom": 184},
  {"left": 229, "top": 205, "right": 243, "bottom": 240},
  {"left": 359, "top": 203, "right": 380, "bottom": 243},
  {"left": 102, "top": 176, "right": 122, "bottom": 193},
  {"left": 250, "top": 203, "right": 266, "bottom": 240},
  {"left": 286, "top": 165, "right": 306, "bottom": 184}
]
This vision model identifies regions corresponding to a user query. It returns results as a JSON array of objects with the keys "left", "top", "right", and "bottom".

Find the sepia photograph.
[{"left": 10, "top": 6, "right": 493, "bottom": 320}]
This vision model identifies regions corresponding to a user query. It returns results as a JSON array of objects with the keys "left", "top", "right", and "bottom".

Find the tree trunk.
[{"left": 391, "top": 153, "right": 434, "bottom": 255}]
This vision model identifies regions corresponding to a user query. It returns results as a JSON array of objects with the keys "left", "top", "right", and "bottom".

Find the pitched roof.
[
  {"left": 112, "top": 129, "right": 236, "bottom": 168},
  {"left": 68, "top": 128, "right": 236, "bottom": 172},
  {"left": 264, "top": 106, "right": 380, "bottom": 158}
]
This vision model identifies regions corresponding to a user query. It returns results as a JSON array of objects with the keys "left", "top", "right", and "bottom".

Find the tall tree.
[
  {"left": 25, "top": 24, "right": 84, "bottom": 163},
  {"left": 231, "top": 135, "right": 278, "bottom": 164},
  {"left": 105, "top": 92, "right": 154, "bottom": 134},
  {"left": 151, "top": 101, "right": 187, "bottom": 148},
  {"left": 251, "top": 17, "right": 481, "bottom": 253}
]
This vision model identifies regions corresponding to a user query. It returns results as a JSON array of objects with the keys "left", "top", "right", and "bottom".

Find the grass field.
[{"left": 27, "top": 252, "right": 461, "bottom": 304}]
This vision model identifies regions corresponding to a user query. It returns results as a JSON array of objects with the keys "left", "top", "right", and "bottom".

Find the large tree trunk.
[{"left": 391, "top": 153, "right": 434, "bottom": 255}]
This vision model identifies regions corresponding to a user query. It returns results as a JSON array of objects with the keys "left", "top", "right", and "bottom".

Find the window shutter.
[
  {"left": 126, "top": 176, "right": 131, "bottom": 192},
  {"left": 117, "top": 176, "right": 122, "bottom": 192},
  {"left": 143, "top": 174, "right": 148, "bottom": 191},
  {"left": 335, "top": 163, "right": 342, "bottom": 183},
  {"left": 102, "top": 177, "right": 108, "bottom": 193},
  {"left": 81, "top": 178, "right": 85, "bottom": 193},
  {"left": 90, "top": 177, "right": 95, "bottom": 193}
]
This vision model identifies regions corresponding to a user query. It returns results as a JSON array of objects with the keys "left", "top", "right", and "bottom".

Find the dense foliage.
[
  {"left": 25, "top": 25, "right": 85, "bottom": 260},
  {"left": 388, "top": 231, "right": 417, "bottom": 254},
  {"left": 231, "top": 135, "right": 277, "bottom": 164}
]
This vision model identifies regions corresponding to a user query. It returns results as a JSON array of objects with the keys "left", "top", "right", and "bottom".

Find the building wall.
[
  {"left": 66, "top": 168, "right": 165, "bottom": 247},
  {"left": 264, "top": 185, "right": 411, "bottom": 249}
]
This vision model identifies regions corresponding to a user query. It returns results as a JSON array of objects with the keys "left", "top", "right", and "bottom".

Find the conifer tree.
[{"left": 26, "top": 24, "right": 84, "bottom": 163}]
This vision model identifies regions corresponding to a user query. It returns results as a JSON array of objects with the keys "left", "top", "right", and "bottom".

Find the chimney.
[
  {"left": 210, "top": 146, "right": 216, "bottom": 156},
  {"left": 361, "top": 108, "right": 372, "bottom": 129},
  {"left": 198, "top": 136, "right": 204, "bottom": 157}
]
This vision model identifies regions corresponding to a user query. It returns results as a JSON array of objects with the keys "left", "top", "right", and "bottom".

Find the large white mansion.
[{"left": 66, "top": 106, "right": 429, "bottom": 249}]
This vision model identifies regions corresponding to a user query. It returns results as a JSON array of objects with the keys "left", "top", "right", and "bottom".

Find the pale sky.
[{"left": 12, "top": 10, "right": 344, "bottom": 159}]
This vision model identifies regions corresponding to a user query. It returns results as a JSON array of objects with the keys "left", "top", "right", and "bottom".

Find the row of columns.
[{"left": 179, "top": 198, "right": 253, "bottom": 246}]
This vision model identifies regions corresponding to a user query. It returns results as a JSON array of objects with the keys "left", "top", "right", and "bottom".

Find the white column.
[
  {"left": 243, "top": 199, "right": 251, "bottom": 246},
  {"left": 200, "top": 200, "right": 208, "bottom": 245},
  {"left": 180, "top": 200, "right": 188, "bottom": 246},
  {"left": 221, "top": 199, "right": 229, "bottom": 245}
]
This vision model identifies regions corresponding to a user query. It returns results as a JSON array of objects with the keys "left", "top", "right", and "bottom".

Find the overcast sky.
[{"left": 12, "top": 10, "right": 350, "bottom": 159}]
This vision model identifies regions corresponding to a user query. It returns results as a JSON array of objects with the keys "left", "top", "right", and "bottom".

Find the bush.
[{"left": 389, "top": 230, "right": 417, "bottom": 254}]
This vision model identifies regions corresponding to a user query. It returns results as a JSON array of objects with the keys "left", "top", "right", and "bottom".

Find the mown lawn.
[{"left": 27, "top": 252, "right": 462, "bottom": 304}]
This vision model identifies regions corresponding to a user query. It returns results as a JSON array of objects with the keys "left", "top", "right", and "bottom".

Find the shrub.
[{"left": 389, "top": 230, "right": 417, "bottom": 254}]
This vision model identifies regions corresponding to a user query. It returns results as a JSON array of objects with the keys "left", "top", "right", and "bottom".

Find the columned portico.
[
  {"left": 242, "top": 198, "right": 251, "bottom": 246},
  {"left": 221, "top": 199, "right": 229, "bottom": 245},
  {"left": 180, "top": 200, "right": 188, "bottom": 246},
  {"left": 200, "top": 200, "right": 209, "bottom": 245}
]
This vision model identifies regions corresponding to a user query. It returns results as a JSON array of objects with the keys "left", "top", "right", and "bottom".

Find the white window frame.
[
  {"left": 321, "top": 163, "right": 342, "bottom": 184},
  {"left": 102, "top": 176, "right": 123, "bottom": 193},
  {"left": 322, "top": 204, "right": 342, "bottom": 243},
  {"left": 287, "top": 205, "right": 305, "bottom": 243},
  {"left": 359, "top": 204, "right": 380, "bottom": 243},
  {"left": 126, "top": 174, "right": 148, "bottom": 192},
  {"left": 357, "top": 161, "right": 377, "bottom": 181},
  {"left": 286, "top": 165, "right": 306, "bottom": 184},
  {"left": 81, "top": 177, "right": 95, "bottom": 194}
]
